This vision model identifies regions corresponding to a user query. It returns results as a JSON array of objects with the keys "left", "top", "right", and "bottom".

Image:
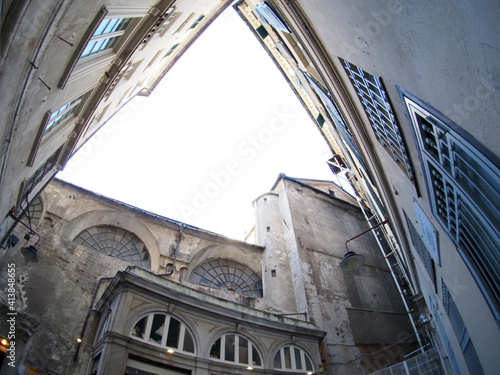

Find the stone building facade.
[
  {"left": 235, "top": 2, "right": 500, "bottom": 374},
  {"left": 0, "top": 0, "right": 231, "bottom": 247},
  {"left": 0, "top": 176, "right": 419, "bottom": 374}
]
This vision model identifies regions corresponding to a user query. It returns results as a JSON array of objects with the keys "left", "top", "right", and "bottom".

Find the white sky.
[{"left": 57, "top": 6, "right": 335, "bottom": 240}]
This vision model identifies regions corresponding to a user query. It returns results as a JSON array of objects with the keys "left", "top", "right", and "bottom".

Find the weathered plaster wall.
[
  {"left": 0, "top": 179, "right": 265, "bottom": 374},
  {"left": 253, "top": 190, "right": 300, "bottom": 314},
  {"left": 0, "top": 213, "right": 128, "bottom": 374},
  {"left": 254, "top": 177, "right": 415, "bottom": 374}
]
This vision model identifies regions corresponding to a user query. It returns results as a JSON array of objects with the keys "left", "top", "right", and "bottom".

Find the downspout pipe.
[{"left": 158, "top": 225, "right": 185, "bottom": 276}]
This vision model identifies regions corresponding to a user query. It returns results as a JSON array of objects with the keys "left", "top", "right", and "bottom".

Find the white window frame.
[
  {"left": 273, "top": 344, "right": 314, "bottom": 373},
  {"left": 129, "top": 312, "right": 195, "bottom": 355},
  {"left": 209, "top": 333, "right": 263, "bottom": 368},
  {"left": 28, "top": 87, "right": 94, "bottom": 167},
  {"left": 58, "top": 6, "right": 151, "bottom": 89},
  {"left": 80, "top": 18, "right": 133, "bottom": 59}
]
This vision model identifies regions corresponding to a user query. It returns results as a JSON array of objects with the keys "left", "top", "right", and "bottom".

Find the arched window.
[
  {"left": 130, "top": 313, "right": 195, "bottom": 354},
  {"left": 209, "top": 333, "right": 262, "bottom": 369},
  {"left": 190, "top": 259, "right": 262, "bottom": 297},
  {"left": 274, "top": 345, "right": 314, "bottom": 373},
  {"left": 74, "top": 225, "right": 150, "bottom": 269}
]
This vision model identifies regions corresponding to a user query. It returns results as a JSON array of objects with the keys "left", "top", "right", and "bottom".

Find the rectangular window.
[
  {"left": 305, "top": 73, "right": 368, "bottom": 172},
  {"left": 256, "top": 25, "right": 269, "bottom": 39},
  {"left": 255, "top": 2, "right": 290, "bottom": 33},
  {"left": 164, "top": 43, "right": 179, "bottom": 58},
  {"left": 442, "top": 282, "right": 484, "bottom": 375},
  {"left": 44, "top": 94, "right": 85, "bottom": 136},
  {"left": 58, "top": 6, "right": 150, "bottom": 89},
  {"left": 401, "top": 90, "right": 500, "bottom": 324},
  {"left": 190, "top": 15, "right": 205, "bottom": 29},
  {"left": 404, "top": 211, "right": 437, "bottom": 287},
  {"left": 342, "top": 59, "right": 414, "bottom": 179},
  {"left": 81, "top": 17, "right": 133, "bottom": 58}
]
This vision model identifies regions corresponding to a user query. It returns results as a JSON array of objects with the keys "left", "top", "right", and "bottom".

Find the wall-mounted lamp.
[
  {"left": 8, "top": 208, "right": 40, "bottom": 263},
  {"left": 339, "top": 219, "right": 389, "bottom": 272}
]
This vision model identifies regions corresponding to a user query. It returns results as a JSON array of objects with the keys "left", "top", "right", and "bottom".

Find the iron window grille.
[
  {"left": 401, "top": 91, "right": 500, "bottom": 325},
  {"left": 74, "top": 225, "right": 151, "bottom": 269},
  {"left": 442, "top": 282, "right": 484, "bottom": 375},
  {"left": 190, "top": 259, "right": 263, "bottom": 297},
  {"left": 342, "top": 59, "right": 414, "bottom": 180},
  {"left": 404, "top": 212, "right": 437, "bottom": 288}
]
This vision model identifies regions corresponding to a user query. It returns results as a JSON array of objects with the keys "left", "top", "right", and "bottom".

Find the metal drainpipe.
[
  {"left": 354, "top": 199, "right": 424, "bottom": 353},
  {"left": 158, "top": 225, "right": 185, "bottom": 276}
]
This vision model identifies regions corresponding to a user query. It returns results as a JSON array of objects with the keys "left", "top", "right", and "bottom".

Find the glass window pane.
[
  {"left": 239, "top": 336, "right": 248, "bottom": 364},
  {"left": 274, "top": 351, "right": 282, "bottom": 368},
  {"left": 294, "top": 347, "right": 302, "bottom": 369},
  {"left": 81, "top": 41, "right": 95, "bottom": 57},
  {"left": 148, "top": 314, "right": 165, "bottom": 345},
  {"left": 305, "top": 354, "right": 313, "bottom": 371},
  {"left": 105, "top": 36, "right": 119, "bottom": 50},
  {"left": 103, "top": 18, "right": 120, "bottom": 34},
  {"left": 166, "top": 317, "right": 181, "bottom": 348},
  {"left": 210, "top": 338, "right": 221, "bottom": 359},
  {"left": 94, "top": 19, "right": 110, "bottom": 36},
  {"left": 131, "top": 316, "right": 148, "bottom": 339},
  {"left": 225, "top": 334, "right": 235, "bottom": 362},
  {"left": 91, "top": 39, "right": 106, "bottom": 54},
  {"left": 284, "top": 346, "right": 292, "bottom": 369},
  {"left": 252, "top": 345, "right": 262, "bottom": 366},
  {"left": 183, "top": 329, "right": 195, "bottom": 353},
  {"left": 116, "top": 18, "right": 132, "bottom": 32}
]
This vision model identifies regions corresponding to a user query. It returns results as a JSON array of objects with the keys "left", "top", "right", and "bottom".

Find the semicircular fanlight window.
[
  {"left": 74, "top": 225, "right": 150, "bottom": 269},
  {"left": 21, "top": 196, "right": 43, "bottom": 227},
  {"left": 190, "top": 259, "right": 262, "bottom": 297},
  {"left": 273, "top": 344, "right": 314, "bottom": 373},
  {"left": 130, "top": 313, "right": 195, "bottom": 354}
]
